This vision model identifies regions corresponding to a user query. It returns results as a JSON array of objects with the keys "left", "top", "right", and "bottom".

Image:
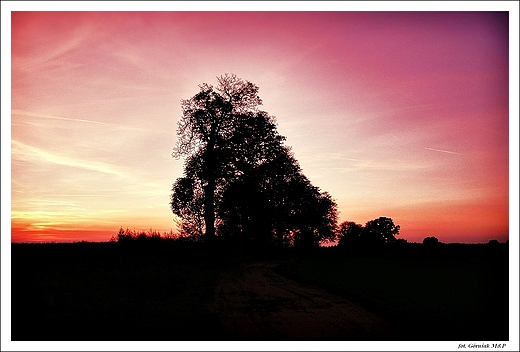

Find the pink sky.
[{"left": 4, "top": 7, "right": 516, "bottom": 244}]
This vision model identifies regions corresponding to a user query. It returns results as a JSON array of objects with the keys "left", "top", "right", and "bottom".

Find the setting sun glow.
[{"left": 7, "top": 8, "right": 513, "bottom": 244}]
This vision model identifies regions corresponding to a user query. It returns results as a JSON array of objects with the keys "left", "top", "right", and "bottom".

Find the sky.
[{"left": 3, "top": 3, "right": 518, "bottom": 245}]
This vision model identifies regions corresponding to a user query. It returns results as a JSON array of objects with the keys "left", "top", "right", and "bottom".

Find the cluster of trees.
[
  {"left": 336, "top": 217, "right": 402, "bottom": 248},
  {"left": 170, "top": 74, "right": 406, "bottom": 250},
  {"left": 170, "top": 74, "right": 337, "bottom": 248}
]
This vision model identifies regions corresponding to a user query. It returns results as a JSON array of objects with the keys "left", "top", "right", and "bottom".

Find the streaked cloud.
[
  {"left": 11, "top": 140, "right": 129, "bottom": 179},
  {"left": 300, "top": 152, "right": 428, "bottom": 172},
  {"left": 12, "top": 109, "right": 118, "bottom": 127},
  {"left": 11, "top": 110, "right": 169, "bottom": 135},
  {"left": 425, "top": 147, "right": 465, "bottom": 156}
]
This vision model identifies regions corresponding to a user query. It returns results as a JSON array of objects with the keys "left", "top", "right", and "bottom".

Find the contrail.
[
  {"left": 425, "top": 147, "right": 465, "bottom": 155},
  {"left": 12, "top": 110, "right": 119, "bottom": 127},
  {"left": 11, "top": 109, "right": 171, "bottom": 135}
]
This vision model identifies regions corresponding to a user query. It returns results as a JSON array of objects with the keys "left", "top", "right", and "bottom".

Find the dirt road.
[{"left": 209, "top": 260, "right": 395, "bottom": 340}]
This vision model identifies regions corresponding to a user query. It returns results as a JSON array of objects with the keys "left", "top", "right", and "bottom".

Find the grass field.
[
  {"left": 277, "top": 244, "right": 509, "bottom": 341},
  {"left": 11, "top": 242, "right": 509, "bottom": 341},
  {"left": 11, "top": 242, "right": 227, "bottom": 341}
]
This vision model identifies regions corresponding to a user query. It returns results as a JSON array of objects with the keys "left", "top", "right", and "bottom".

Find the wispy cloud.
[
  {"left": 12, "top": 110, "right": 125, "bottom": 128},
  {"left": 12, "top": 109, "right": 171, "bottom": 135},
  {"left": 11, "top": 140, "right": 129, "bottom": 178},
  {"left": 302, "top": 152, "right": 428, "bottom": 172},
  {"left": 12, "top": 19, "right": 96, "bottom": 74},
  {"left": 425, "top": 147, "right": 465, "bottom": 155}
]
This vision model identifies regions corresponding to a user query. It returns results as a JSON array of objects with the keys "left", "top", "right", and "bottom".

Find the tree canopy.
[
  {"left": 337, "top": 217, "right": 401, "bottom": 248},
  {"left": 171, "top": 74, "right": 337, "bottom": 248},
  {"left": 423, "top": 236, "right": 440, "bottom": 245}
]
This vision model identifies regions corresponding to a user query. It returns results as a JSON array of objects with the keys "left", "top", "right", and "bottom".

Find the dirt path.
[{"left": 209, "top": 260, "right": 395, "bottom": 340}]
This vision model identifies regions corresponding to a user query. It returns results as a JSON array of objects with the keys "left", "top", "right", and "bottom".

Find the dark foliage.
[
  {"left": 337, "top": 217, "right": 400, "bottom": 249},
  {"left": 336, "top": 221, "right": 364, "bottom": 247},
  {"left": 422, "top": 236, "right": 440, "bottom": 245},
  {"left": 171, "top": 74, "right": 337, "bottom": 248}
]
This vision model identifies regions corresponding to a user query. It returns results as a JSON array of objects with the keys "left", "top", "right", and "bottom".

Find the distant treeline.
[
  {"left": 109, "top": 224, "right": 507, "bottom": 257},
  {"left": 111, "top": 227, "right": 183, "bottom": 243}
]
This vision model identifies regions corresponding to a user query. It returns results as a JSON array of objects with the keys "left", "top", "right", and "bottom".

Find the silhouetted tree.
[
  {"left": 171, "top": 74, "right": 337, "bottom": 247},
  {"left": 336, "top": 217, "right": 401, "bottom": 249},
  {"left": 337, "top": 221, "right": 364, "bottom": 247},
  {"left": 362, "top": 217, "right": 400, "bottom": 245},
  {"left": 172, "top": 74, "right": 263, "bottom": 241},
  {"left": 422, "top": 236, "right": 440, "bottom": 245}
]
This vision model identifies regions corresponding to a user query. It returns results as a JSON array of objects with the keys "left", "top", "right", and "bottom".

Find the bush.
[{"left": 422, "top": 236, "right": 440, "bottom": 246}]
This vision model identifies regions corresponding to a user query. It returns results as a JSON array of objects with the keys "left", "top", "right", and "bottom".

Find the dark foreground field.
[
  {"left": 277, "top": 244, "right": 509, "bottom": 341},
  {"left": 11, "top": 241, "right": 509, "bottom": 341}
]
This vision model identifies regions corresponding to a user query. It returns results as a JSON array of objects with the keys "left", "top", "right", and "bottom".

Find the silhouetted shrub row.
[{"left": 112, "top": 227, "right": 189, "bottom": 244}]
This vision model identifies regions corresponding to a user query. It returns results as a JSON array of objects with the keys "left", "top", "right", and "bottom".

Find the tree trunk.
[
  {"left": 203, "top": 134, "right": 218, "bottom": 243},
  {"left": 203, "top": 178, "right": 216, "bottom": 241}
]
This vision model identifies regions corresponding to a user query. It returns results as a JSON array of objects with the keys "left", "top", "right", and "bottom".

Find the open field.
[
  {"left": 11, "top": 242, "right": 225, "bottom": 340},
  {"left": 11, "top": 242, "right": 509, "bottom": 341},
  {"left": 277, "top": 244, "right": 509, "bottom": 340}
]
